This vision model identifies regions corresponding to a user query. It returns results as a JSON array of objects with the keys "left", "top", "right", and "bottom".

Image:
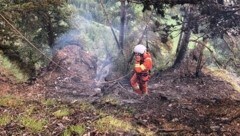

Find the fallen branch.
[
  {"left": 157, "top": 128, "right": 191, "bottom": 133},
  {"left": 117, "top": 82, "right": 128, "bottom": 91},
  {"left": 228, "top": 113, "right": 240, "bottom": 123}
]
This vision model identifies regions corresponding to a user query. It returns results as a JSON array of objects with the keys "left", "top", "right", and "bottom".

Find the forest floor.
[{"left": 0, "top": 45, "right": 240, "bottom": 135}]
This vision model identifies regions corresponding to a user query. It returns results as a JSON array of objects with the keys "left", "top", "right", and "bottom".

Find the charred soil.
[{"left": 0, "top": 45, "right": 240, "bottom": 135}]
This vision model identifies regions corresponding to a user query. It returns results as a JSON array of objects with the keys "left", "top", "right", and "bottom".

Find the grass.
[
  {"left": 63, "top": 125, "right": 86, "bottom": 136},
  {"left": 79, "top": 102, "right": 96, "bottom": 112},
  {"left": 0, "top": 95, "right": 23, "bottom": 107},
  {"left": 207, "top": 68, "right": 240, "bottom": 93},
  {"left": 19, "top": 115, "right": 47, "bottom": 133},
  {"left": 25, "top": 105, "right": 36, "bottom": 115},
  {"left": 53, "top": 108, "right": 71, "bottom": 118},
  {"left": 0, "top": 114, "right": 12, "bottom": 126},
  {"left": 0, "top": 94, "right": 155, "bottom": 135},
  {"left": 94, "top": 116, "right": 133, "bottom": 133},
  {"left": 137, "top": 127, "right": 155, "bottom": 136},
  {"left": 122, "top": 106, "right": 136, "bottom": 117},
  {"left": 101, "top": 95, "right": 120, "bottom": 106},
  {"left": 94, "top": 115, "right": 155, "bottom": 135},
  {"left": 0, "top": 53, "right": 28, "bottom": 82},
  {"left": 0, "top": 93, "right": 154, "bottom": 135},
  {"left": 41, "top": 98, "right": 58, "bottom": 107}
]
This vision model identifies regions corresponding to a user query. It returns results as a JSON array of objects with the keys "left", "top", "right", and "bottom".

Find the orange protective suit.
[{"left": 130, "top": 52, "right": 153, "bottom": 95}]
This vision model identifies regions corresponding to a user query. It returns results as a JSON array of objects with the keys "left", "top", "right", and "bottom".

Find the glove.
[{"left": 135, "top": 55, "right": 141, "bottom": 63}]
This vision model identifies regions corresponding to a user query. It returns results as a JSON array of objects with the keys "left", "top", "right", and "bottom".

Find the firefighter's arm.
[
  {"left": 143, "top": 57, "right": 152, "bottom": 70},
  {"left": 134, "top": 56, "right": 152, "bottom": 73},
  {"left": 134, "top": 55, "right": 142, "bottom": 73}
]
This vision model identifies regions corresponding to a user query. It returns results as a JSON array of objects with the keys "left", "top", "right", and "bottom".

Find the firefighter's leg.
[
  {"left": 130, "top": 73, "right": 142, "bottom": 95},
  {"left": 140, "top": 81, "right": 148, "bottom": 95},
  {"left": 139, "top": 74, "right": 150, "bottom": 95}
]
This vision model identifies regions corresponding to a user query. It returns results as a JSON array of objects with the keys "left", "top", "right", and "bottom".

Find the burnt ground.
[{"left": 0, "top": 45, "right": 240, "bottom": 135}]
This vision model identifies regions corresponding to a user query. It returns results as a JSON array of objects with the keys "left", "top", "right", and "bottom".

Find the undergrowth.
[{"left": 0, "top": 53, "right": 28, "bottom": 82}]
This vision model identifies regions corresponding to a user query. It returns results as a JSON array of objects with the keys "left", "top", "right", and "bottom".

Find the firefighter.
[{"left": 130, "top": 44, "right": 153, "bottom": 95}]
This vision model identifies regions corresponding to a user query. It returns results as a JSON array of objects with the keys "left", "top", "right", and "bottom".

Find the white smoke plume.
[{"left": 54, "top": 1, "right": 119, "bottom": 83}]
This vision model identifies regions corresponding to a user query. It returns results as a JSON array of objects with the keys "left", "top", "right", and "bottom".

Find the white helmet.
[{"left": 133, "top": 44, "right": 146, "bottom": 54}]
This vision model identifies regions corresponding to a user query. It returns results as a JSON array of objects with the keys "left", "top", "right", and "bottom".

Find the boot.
[{"left": 134, "top": 89, "right": 143, "bottom": 95}]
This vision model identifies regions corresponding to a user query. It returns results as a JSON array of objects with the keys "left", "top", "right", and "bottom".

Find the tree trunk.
[
  {"left": 172, "top": 6, "right": 192, "bottom": 68},
  {"left": 195, "top": 42, "right": 205, "bottom": 77},
  {"left": 46, "top": 14, "right": 54, "bottom": 48},
  {"left": 119, "top": 0, "right": 126, "bottom": 55},
  {"left": 175, "top": 24, "right": 184, "bottom": 56}
]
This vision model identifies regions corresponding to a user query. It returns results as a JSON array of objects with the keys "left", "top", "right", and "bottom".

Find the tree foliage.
[
  {"left": 129, "top": 0, "right": 240, "bottom": 72},
  {"left": 0, "top": 0, "right": 72, "bottom": 79},
  {"left": 0, "top": 0, "right": 240, "bottom": 80},
  {"left": 131, "top": 0, "right": 240, "bottom": 38}
]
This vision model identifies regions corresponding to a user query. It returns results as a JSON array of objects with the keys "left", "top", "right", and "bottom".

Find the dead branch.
[
  {"left": 229, "top": 113, "right": 240, "bottom": 123},
  {"left": 117, "top": 82, "right": 128, "bottom": 91},
  {"left": 189, "top": 40, "right": 223, "bottom": 68},
  {"left": 223, "top": 58, "right": 240, "bottom": 69}
]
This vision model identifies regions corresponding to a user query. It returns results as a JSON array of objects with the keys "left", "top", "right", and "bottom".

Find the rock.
[
  {"left": 210, "top": 125, "right": 220, "bottom": 131},
  {"left": 94, "top": 88, "right": 101, "bottom": 93}
]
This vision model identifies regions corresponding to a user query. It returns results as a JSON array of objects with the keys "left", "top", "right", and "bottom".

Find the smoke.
[
  {"left": 53, "top": 1, "right": 118, "bottom": 83},
  {"left": 95, "top": 57, "right": 113, "bottom": 84},
  {"left": 53, "top": 29, "right": 83, "bottom": 54}
]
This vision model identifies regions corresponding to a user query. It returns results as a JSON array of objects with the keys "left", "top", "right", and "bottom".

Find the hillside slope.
[{"left": 0, "top": 45, "right": 240, "bottom": 135}]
